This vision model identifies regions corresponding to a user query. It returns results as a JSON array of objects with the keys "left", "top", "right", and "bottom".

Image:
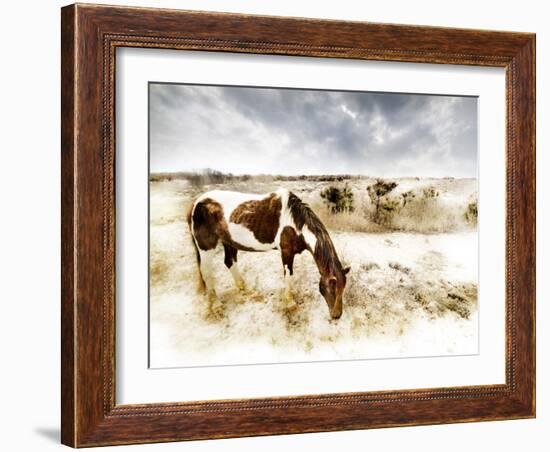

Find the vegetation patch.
[
  {"left": 320, "top": 184, "right": 355, "bottom": 213},
  {"left": 464, "top": 200, "right": 478, "bottom": 225},
  {"left": 389, "top": 262, "right": 411, "bottom": 274}
]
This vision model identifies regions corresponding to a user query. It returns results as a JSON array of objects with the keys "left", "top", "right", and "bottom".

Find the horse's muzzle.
[
  {"left": 330, "top": 308, "right": 342, "bottom": 319},
  {"left": 330, "top": 296, "right": 343, "bottom": 319}
]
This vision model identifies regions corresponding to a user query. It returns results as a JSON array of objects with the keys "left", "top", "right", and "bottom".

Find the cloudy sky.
[{"left": 149, "top": 83, "right": 477, "bottom": 178}]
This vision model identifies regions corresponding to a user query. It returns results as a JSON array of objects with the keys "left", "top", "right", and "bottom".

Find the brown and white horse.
[{"left": 187, "top": 188, "right": 349, "bottom": 319}]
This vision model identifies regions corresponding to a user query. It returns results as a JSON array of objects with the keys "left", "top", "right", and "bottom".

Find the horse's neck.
[
  {"left": 308, "top": 226, "right": 340, "bottom": 277},
  {"left": 285, "top": 190, "right": 341, "bottom": 274}
]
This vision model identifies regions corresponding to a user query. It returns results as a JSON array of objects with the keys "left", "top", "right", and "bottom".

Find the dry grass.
[
  {"left": 153, "top": 173, "right": 477, "bottom": 234},
  {"left": 389, "top": 194, "right": 462, "bottom": 232},
  {"left": 150, "top": 259, "right": 169, "bottom": 286},
  {"left": 148, "top": 175, "right": 479, "bottom": 367},
  {"left": 464, "top": 200, "right": 478, "bottom": 225},
  {"left": 343, "top": 261, "right": 478, "bottom": 338},
  {"left": 313, "top": 191, "right": 466, "bottom": 234},
  {"left": 316, "top": 206, "right": 385, "bottom": 233}
]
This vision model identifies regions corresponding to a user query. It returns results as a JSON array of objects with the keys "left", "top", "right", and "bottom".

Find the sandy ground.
[{"left": 149, "top": 177, "right": 478, "bottom": 368}]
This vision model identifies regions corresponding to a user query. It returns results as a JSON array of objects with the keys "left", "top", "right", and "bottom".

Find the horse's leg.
[
  {"left": 279, "top": 227, "right": 300, "bottom": 310},
  {"left": 223, "top": 243, "right": 245, "bottom": 291},
  {"left": 198, "top": 248, "right": 222, "bottom": 315},
  {"left": 190, "top": 238, "right": 207, "bottom": 294},
  {"left": 280, "top": 250, "right": 298, "bottom": 310}
]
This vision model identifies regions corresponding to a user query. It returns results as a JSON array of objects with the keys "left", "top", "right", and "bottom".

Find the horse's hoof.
[
  {"left": 209, "top": 303, "right": 224, "bottom": 319},
  {"left": 281, "top": 290, "right": 295, "bottom": 305},
  {"left": 285, "top": 300, "right": 298, "bottom": 313},
  {"left": 236, "top": 280, "right": 246, "bottom": 292}
]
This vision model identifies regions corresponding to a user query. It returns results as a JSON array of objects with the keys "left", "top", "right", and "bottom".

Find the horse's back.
[
  {"left": 191, "top": 189, "right": 290, "bottom": 251},
  {"left": 195, "top": 190, "right": 265, "bottom": 214},
  {"left": 194, "top": 189, "right": 288, "bottom": 217}
]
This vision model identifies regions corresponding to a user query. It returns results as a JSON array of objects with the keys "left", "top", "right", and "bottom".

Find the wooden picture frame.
[{"left": 61, "top": 3, "right": 535, "bottom": 447}]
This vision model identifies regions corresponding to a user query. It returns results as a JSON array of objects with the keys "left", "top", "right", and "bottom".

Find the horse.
[{"left": 186, "top": 188, "right": 350, "bottom": 319}]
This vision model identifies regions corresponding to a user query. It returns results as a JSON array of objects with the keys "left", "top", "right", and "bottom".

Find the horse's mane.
[{"left": 287, "top": 191, "right": 343, "bottom": 274}]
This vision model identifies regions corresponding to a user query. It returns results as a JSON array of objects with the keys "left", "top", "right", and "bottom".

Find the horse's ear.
[{"left": 343, "top": 266, "right": 351, "bottom": 275}]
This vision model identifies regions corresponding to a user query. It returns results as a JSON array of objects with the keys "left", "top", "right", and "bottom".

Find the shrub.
[
  {"left": 320, "top": 184, "right": 355, "bottom": 213},
  {"left": 367, "top": 179, "right": 398, "bottom": 225},
  {"left": 401, "top": 190, "right": 416, "bottom": 207},
  {"left": 422, "top": 186, "right": 439, "bottom": 198},
  {"left": 464, "top": 200, "right": 478, "bottom": 225},
  {"left": 367, "top": 179, "right": 398, "bottom": 201},
  {"left": 375, "top": 196, "right": 401, "bottom": 226}
]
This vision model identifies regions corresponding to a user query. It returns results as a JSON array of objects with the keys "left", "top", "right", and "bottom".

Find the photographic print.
[
  {"left": 61, "top": 6, "right": 535, "bottom": 444},
  {"left": 149, "top": 82, "right": 479, "bottom": 368}
]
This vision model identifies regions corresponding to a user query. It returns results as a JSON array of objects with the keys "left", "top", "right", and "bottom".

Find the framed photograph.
[{"left": 61, "top": 3, "right": 536, "bottom": 447}]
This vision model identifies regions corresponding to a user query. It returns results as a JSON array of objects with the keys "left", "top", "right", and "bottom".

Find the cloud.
[{"left": 149, "top": 83, "right": 477, "bottom": 177}]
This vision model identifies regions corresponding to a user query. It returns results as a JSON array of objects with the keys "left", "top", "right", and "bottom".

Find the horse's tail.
[{"left": 187, "top": 200, "right": 206, "bottom": 294}]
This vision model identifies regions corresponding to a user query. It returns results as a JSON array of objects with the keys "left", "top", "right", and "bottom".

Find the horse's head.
[{"left": 319, "top": 266, "right": 350, "bottom": 319}]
